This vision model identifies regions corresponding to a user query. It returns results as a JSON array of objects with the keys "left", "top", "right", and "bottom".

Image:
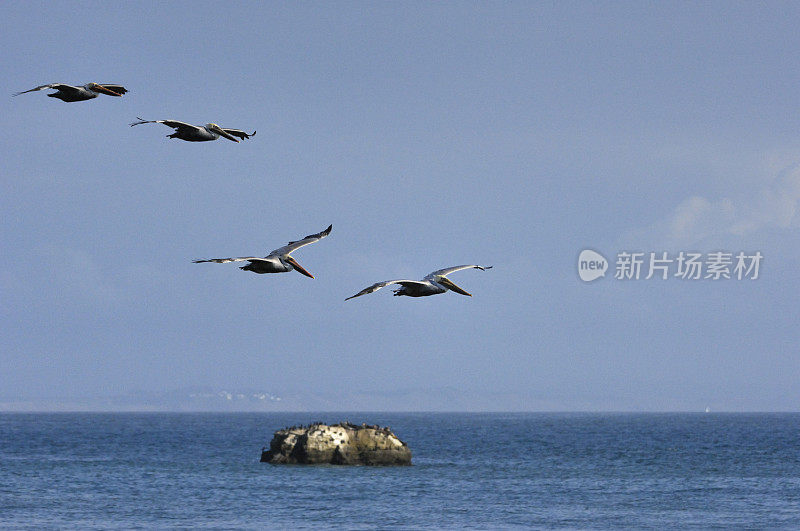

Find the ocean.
[{"left": 1, "top": 412, "right": 798, "bottom": 529}]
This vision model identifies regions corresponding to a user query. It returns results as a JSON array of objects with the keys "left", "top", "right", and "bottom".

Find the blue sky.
[{"left": 2, "top": 2, "right": 798, "bottom": 411}]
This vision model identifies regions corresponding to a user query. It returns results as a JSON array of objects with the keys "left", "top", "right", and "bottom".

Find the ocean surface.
[{"left": 1, "top": 413, "right": 798, "bottom": 529}]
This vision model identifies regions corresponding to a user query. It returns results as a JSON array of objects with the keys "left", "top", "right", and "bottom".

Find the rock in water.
[{"left": 260, "top": 422, "right": 412, "bottom": 465}]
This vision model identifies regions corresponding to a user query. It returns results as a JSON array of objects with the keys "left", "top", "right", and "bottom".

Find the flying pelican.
[
  {"left": 345, "top": 265, "right": 492, "bottom": 300},
  {"left": 130, "top": 118, "right": 255, "bottom": 142},
  {"left": 13, "top": 83, "right": 127, "bottom": 102},
  {"left": 193, "top": 225, "right": 332, "bottom": 278}
]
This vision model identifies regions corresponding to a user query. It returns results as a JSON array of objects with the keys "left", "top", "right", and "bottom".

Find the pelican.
[
  {"left": 13, "top": 83, "right": 127, "bottom": 102},
  {"left": 345, "top": 265, "right": 492, "bottom": 300},
  {"left": 130, "top": 118, "right": 255, "bottom": 142},
  {"left": 193, "top": 225, "right": 332, "bottom": 278}
]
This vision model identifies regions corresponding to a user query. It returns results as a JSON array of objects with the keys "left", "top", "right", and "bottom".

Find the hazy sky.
[{"left": 2, "top": 2, "right": 799, "bottom": 411}]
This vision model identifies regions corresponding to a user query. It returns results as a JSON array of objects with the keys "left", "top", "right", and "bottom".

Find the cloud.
[{"left": 624, "top": 162, "right": 800, "bottom": 248}]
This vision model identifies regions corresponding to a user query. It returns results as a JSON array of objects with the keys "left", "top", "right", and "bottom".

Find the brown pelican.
[
  {"left": 193, "top": 225, "right": 332, "bottom": 278},
  {"left": 130, "top": 118, "right": 255, "bottom": 142},
  {"left": 13, "top": 83, "right": 127, "bottom": 102},
  {"left": 345, "top": 265, "right": 492, "bottom": 300}
]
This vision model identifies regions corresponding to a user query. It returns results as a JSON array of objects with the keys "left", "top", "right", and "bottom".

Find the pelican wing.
[
  {"left": 192, "top": 256, "right": 263, "bottom": 264},
  {"left": 13, "top": 83, "right": 75, "bottom": 96},
  {"left": 425, "top": 265, "right": 492, "bottom": 280},
  {"left": 269, "top": 224, "right": 332, "bottom": 257},
  {"left": 345, "top": 280, "right": 426, "bottom": 301},
  {"left": 222, "top": 128, "right": 256, "bottom": 140},
  {"left": 129, "top": 118, "right": 202, "bottom": 134},
  {"left": 98, "top": 84, "right": 128, "bottom": 95}
]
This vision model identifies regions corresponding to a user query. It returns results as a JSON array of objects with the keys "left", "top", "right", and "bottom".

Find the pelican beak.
[
  {"left": 285, "top": 256, "right": 314, "bottom": 278},
  {"left": 212, "top": 125, "right": 239, "bottom": 142},
  {"left": 439, "top": 277, "right": 472, "bottom": 296},
  {"left": 93, "top": 84, "right": 123, "bottom": 97}
]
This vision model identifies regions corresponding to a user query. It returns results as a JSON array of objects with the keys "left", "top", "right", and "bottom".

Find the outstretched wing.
[
  {"left": 425, "top": 265, "right": 492, "bottom": 280},
  {"left": 345, "top": 280, "right": 426, "bottom": 301},
  {"left": 192, "top": 257, "right": 262, "bottom": 264},
  {"left": 222, "top": 128, "right": 256, "bottom": 140},
  {"left": 129, "top": 118, "right": 201, "bottom": 134},
  {"left": 98, "top": 84, "right": 128, "bottom": 95},
  {"left": 269, "top": 224, "right": 332, "bottom": 257},
  {"left": 13, "top": 83, "right": 75, "bottom": 96}
]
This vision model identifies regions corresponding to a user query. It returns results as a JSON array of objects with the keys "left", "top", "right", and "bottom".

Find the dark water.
[{"left": 1, "top": 413, "right": 798, "bottom": 529}]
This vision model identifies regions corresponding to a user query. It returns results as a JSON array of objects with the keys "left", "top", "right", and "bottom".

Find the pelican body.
[
  {"left": 193, "top": 225, "right": 332, "bottom": 278},
  {"left": 130, "top": 118, "right": 255, "bottom": 143},
  {"left": 13, "top": 83, "right": 127, "bottom": 102},
  {"left": 345, "top": 265, "right": 492, "bottom": 300}
]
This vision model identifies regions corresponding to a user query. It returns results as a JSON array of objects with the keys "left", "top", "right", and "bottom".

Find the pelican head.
[
  {"left": 206, "top": 123, "right": 239, "bottom": 142},
  {"left": 437, "top": 276, "right": 472, "bottom": 296},
  {"left": 87, "top": 83, "right": 122, "bottom": 97},
  {"left": 284, "top": 256, "right": 314, "bottom": 278}
]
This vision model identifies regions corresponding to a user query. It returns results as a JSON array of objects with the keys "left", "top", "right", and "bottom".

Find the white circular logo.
[{"left": 578, "top": 250, "right": 608, "bottom": 282}]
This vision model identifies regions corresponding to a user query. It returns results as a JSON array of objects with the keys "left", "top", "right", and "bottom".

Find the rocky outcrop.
[{"left": 260, "top": 422, "right": 412, "bottom": 465}]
